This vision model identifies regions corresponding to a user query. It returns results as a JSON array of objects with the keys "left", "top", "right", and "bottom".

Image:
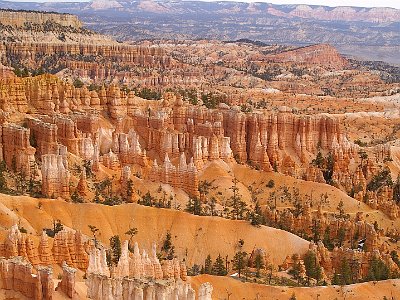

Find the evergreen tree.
[
  {"left": 254, "top": 253, "right": 265, "bottom": 278},
  {"left": 209, "top": 197, "right": 216, "bottom": 216},
  {"left": 332, "top": 271, "right": 340, "bottom": 285},
  {"left": 289, "top": 261, "right": 301, "bottom": 281},
  {"left": 109, "top": 235, "right": 122, "bottom": 266},
  {"left": 337, "top": 200, "right": 345, "bottom": 218},
  {"left": 204, "top": 255, "right": 213, "bottom": 274},
  {"left": 13, "top": 67, "right": 22, "bottom": 77},
  {"left": 339, "top": 258, "right": 352, "bottom": 285},
  {"left": 303, "top": 251, "right": 322, "bottom": 284},
  {"left": 83, "top": 160, "right": 94, "bottom": 178},
  {"left": 391, "top": 250, "right": 400, "bottom": 268},
  {"left": 232, "top": 251, "right": 248, "bottom": 278},
  {"left": 311, "top": 220, "right": 321, "bottom": 243},
  {"left": 292, "top": 188, "right": 303, "bottom": 217},
  {"left": 162, "top": 232, "right": 172, "bottom": 252},
  {"left": 71, "top": 190, "right": 84, "bottom": 203},
  {"left": 324, "top": 152, "right": 335, "bottom": 184},
  {"left": 365, "top": 257, "right": 390, "bottom": 281},
  {"left": 312, "top": 152, "right": 324, "bottom": 168},
  {"left": 198, "top": 180, "right": 212, "bottom": 201},
  {"left": 250, "top": 201, "right": 265, "bottom": 226},
  {"left": 88, "top": 225, "right": 99, "bottom": 245},
  {"left": 0, "top": 161, "right": 7, "bottom": 192},
  {"left": 185, "top": 197, "right": 202, "bottom": 215},
  {"left": 289, "top": 294, "right": 297, "bottom": 300},
  {"left": 126, "top": 179, "right": 133, "bottom": 200},
  {"left": 212, "top": 254, "right": 227, "bottom": 276},
  {"left": 393, "top": 176, "right": 400, "bottom": 204},
  {"left": 53, "top": 219, "right": 63, "bottom": 235},
  {"left": 125, "top": 226, "right": 138, "bottom": 251},
  {"left": 230, "top": 178, "right": 242, "bottom": 219},
  {"left": 337, "top": 226, "right": 346, "bottom": 247},
  {"left": 323, "top": 227, "right": 333, "bottom": 250},
  {"left": 161, "top": 232, "right": 175, "bottom": 260},
  {"left": 193, "top": 197, "right": 203, "bottom": 216},
  {"left": 140, "top": 191, "right": 154, "bottom": 207}
]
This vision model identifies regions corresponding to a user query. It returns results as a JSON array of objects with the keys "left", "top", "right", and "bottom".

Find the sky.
[{"left": 6, "top": 0, "right": 400, "bottom": 9}]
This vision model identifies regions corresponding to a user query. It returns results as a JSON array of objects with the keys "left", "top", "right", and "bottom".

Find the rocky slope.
[
  {"left": 0, "top": 0, "right": 399, "bottom": 64},
  {"left": 264, "top": 44, "right": 349, "bottom": 69},
  {"left": 0, "top": 8, "right": 399, "bottom": 300},
  {"left": 0, "top": 9, "right": 82, "bottom": 28},
  {"left": 190, "top": 275, "right": 400, "bottom": 300}
]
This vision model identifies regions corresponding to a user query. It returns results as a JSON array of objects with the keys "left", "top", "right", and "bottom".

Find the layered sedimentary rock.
[
  {"left": 86, "top": 274, "right": 197, "bottom": 300},
  {"left": 0, "top": 76, "right": 363, "bottom": 198},
  {"left": 198, "top": 282, "right": 213, "bottom": 300},
  {"left": 41, "top": 154, "right": 70, "bottom": 199},
  {"left": 27, "top": 117, "right": 59, "bottom": 156},
  {"left": 0, "top": 75, "right": 390, "bottom": 210},
  {"left": 52, "top": 229, "right": 89, "bottom": 270},
  {"left": 86, "top": 241, "right": 212, "bottom": 300},
  {"left": 56, "top": 262, "right": 79, "bottom": 299},
  {"left": 0, "top": 77, "right": 28, "bottom": 112},
  {"left": 149, "top": 153, "right": 200, "bottom": 197},
  {"left": 1, "top": 123, "right": 36, "bottom": 176},
  {"left": 0, "top": 256, "right": 54, "bottom": 300},
  {"left": 120, "top": 165, "right": 133, "bottom": 201},
  {"left": 1, "top": 225, "right": 40, "bottom": 265},
  {"left": 1, "top": 42, "right": 172, "bottom": 84},
  {"left": 0, "top": 226, "right": 88, "bottom": 270},
  {"left": 264, "top": 44, "right": 349, "bottom": 69},
  {"left": 308, "top": 240, "right": 400, "bottom": 281},
  {"left": 38, "top": 231, "right": 54, "bottom": 266},
  {"left": 0, "top": 9, "right": 82, "bottom": 28},
  {"left": 112, "top": 129, "right": 149, "bottom": 167},
  {"left": 281, "top": 5, "right": 400, "bottom": 23}
]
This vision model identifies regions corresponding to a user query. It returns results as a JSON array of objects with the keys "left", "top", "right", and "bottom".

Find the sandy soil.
[
  {"left": 0, "top": 195, "right": 309, "bottom": 266},
  {"left": 189, "top": 275, "right": 400, "bottom": 300}
]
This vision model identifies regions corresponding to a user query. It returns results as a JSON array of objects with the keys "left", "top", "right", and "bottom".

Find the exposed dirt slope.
[
  {"left": 189, "top": 275, "right": 400, "bottom": 300},
  {"left": 0, "top": 195, "right": 309, "bottom": 266}
]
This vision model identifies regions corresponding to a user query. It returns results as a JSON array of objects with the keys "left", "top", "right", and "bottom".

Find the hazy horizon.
[{"left": 4, "top": 0, "right": 400, "bottom": 10}]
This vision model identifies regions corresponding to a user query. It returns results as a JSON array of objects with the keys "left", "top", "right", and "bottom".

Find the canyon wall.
[
  {"left": 86, "top": 241, "right": 212, "bottom": 300},
  {"left": 0, "top": 75, "right": 396, "bottom": 217},
  {"left": 264, "top": 44, "right": 349, "bottom": 69},
  {"left": 0, "top": 225, "right": 89, "bottom": 270},
  {"left": 0, "top": 75, "right": 381, "bottom": 201},
  {"left": 0, "top": 257, "right": 54, "bottom": 300},
  {"left": 0, "top": 9, "right": 82, "bottom": 28}
]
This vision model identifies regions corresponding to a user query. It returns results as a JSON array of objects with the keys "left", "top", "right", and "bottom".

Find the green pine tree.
[
  {"left": 204, "top": 255, "right": 213, "bottom": 274},
  {"left": 109, "top": 235, "right": 122, "bottom": 266},
  {"left": 339, "top": 258, "right": 353, "bottom": 285},
  {"left": 232, "top": 251, "right": 248, "bottom": 278},
  {"left": 254, "top": 253, "right": 265, "bottom": 278},
  {"left": 365, "top": 257, "right": 390, "bottom": 281},
  {"left": 212, "top": 254, "right": 227, "bottom": 276}
]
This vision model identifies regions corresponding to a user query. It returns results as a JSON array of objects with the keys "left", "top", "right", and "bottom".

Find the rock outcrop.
[
  {"left": 86, "top": 241, "right": 212, "bottom": 300},
  {"left": 52, "top": 229, "right": 89, "bottom": 270},
  {"left": 41, "top": 154, "right": 70, "bottom": 199},
  {"left": 56, "top": 262, "right": 79, "bottom": 299},
  {"left": 0, "top": 257, "right": 54, "bottom": 300},
  {"left": 149, "top": 153, "right": 200, "bottom": 197},
  {"left": 1, "top": 123, "right": 36, "bottom": 176},
  {"left": 0, "top": 75, "right": 367, "bottom": 199},
  {"left": 0, "top": 9, "right": 82, "bottom": 28},
  {"left": 0, "top": 226, "right": 88, "bottom": 270},
  {"left": 264, "top": 44, "right": 349, "bottom": 69}
]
